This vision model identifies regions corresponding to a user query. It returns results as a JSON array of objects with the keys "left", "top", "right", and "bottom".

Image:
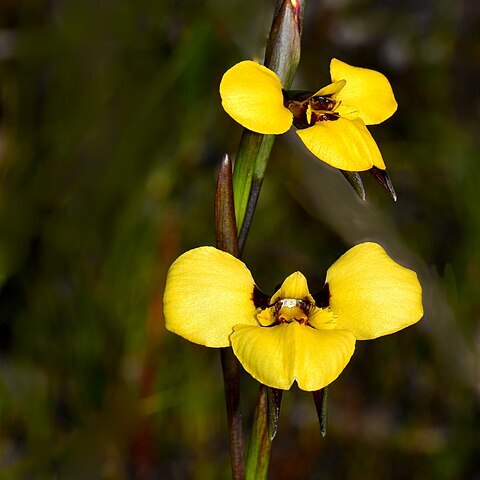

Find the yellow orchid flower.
[
  {"left": 163, "top": 242, "right": 422, "bottom": 391},
  {"left": 220, "top": 59, "right": 397, "bottom": 171}
]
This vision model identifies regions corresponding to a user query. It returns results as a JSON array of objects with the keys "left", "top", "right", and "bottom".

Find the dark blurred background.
[{"left": 0, "top": 0, "right": 479, "bottom": 478}]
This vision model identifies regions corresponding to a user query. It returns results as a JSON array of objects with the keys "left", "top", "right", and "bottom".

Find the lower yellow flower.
[
  {"left": 163, "top": 243, "right": 423, "bottom": 391},
  {"left": 220, "top": 59, "right": 397, "bottom": 172}
]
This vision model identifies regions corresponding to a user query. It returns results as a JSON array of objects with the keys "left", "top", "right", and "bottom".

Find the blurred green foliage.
[{"left": 1, "top": 0, "right": 479, "bottom": 479}]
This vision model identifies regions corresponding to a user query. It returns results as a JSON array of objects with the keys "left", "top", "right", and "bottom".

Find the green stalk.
[
  {"left": 218, "top": 1, "right": 305, "bottom": 477},
  {"left": 232, "top": 1, "right": 305, "bottom": 478},
  {"left": 245, "top": 385, "right": 271, "bottom": 480},
  {"left": 232, "top": 0, "right": 304, "bottom": 240},
  {"left": 234, "top": 132, "right": 275, "bottom": 254},
  {"left": 221, "top": 347, "right": 245, "bottom": 480},
  {"left": 215, "top": 155, "right": 245, "bottom": 480}
]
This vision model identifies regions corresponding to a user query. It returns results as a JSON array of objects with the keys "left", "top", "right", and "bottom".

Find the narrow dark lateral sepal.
[
  {"left": 340, "top": 170, "right": 366, "bottom": 202},
  {"left": 267, "top": 387, "right": 283, "bottom": 440},
  {"left": 312, "top": 388, "right": 328, "bottom": 437},
  {"left": 369, "top": 166, "right": 397, "bottom": 201}
]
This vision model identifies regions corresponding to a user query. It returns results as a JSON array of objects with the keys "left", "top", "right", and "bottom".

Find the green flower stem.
[
  {"left": 215, "top": 155, "right": 245, "bottom": 480},
  {"left": 234, "top": 132, "right": 275, "bottom": 255},
  {"left": 245, "top": 384, "right": 271, "bottom": 480},
  {"left": 219, "top": 1, "right": 304, "bottom": 477},
  {"left": 232, "top": 0, "right": 303, "bottom": 240},
  {"left": 221, "top": 348, "right": 246, "bottom": 480},
  {"left": 232, "top": 131, "right": 272, "bottom": 234},
  {"left": 233, "top": 1, "right": 305, "bottom": 477}
]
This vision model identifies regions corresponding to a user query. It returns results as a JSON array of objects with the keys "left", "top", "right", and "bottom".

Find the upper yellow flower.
[
  {"left": 163, "top": 242, "right": 423, "bottom": 391},
  {"left": 220, "top": 59, "right": 397, "bottom": 171}
]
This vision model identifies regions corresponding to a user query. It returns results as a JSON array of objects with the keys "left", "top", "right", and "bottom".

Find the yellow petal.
[
  {"left": 327, "top": 243, "right": 423, "bottom": 340},
  {"left": 163, "top": 247, "right": 257, "bottom": 347},
  {"left": 292, "top": 326, "right": 356, "bottom": 391},
  {"left": 232, "top": 324, "right": 295, "bottom": 390},
  {"left": 257, "top": 308, "right": 276, "bottom": 327},
  {"left": 308, "top": 307, "right": 336, "bottom": 330},
  {"left": 296, "top": 117, "right": 386, "bottom": 171},
  {"left": 330, "top": 58, "right": 397, "bottom": 125},
  {"left": 306, "top": 104, "right": 313, "bottom": 125},
  {"left": 270, "top": 271, "right": 312, "bottom": 303},
  {"left": 334, "top": 103, "right": 359, "bottom": 120},
  {"left": 219, "top": 60, "right": 293, "bottom": 134},
  {"left": 231, "top": 323, "right": 356, "bottom": 391},
  {"left": 313, "top": 79, "right": 346, "bottom": 98}
]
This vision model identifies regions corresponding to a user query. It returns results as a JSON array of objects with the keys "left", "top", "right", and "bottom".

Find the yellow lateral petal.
[
  {"left": 257, "top": 308, "right": 276, "bottom": 327},
  {"left": 308, "top": 307, "right": 336, "bottom": 330},
  {"left": 330, "top": 58, "right": 398, "bottom": 125},
  {"left": 231, "top": 323, "right": 356, "bottom": 391},
  {"left": 296, "top": 117, "right": 386, "bottom": 171},
  {"left": 163, "top": 247, "right": 257, "bottom": 347},
  {"left": 219, "top": 60, "right": 293, "bottom": 134},
  {"left": 313, "top": 79, "right": 346, "bottom": 98},
  {"left": 327, "top": 243, "right": 423, "bottom": 340},
  {"left": 334, "top": 103, "right": 359, "bottom": 120},
  {"left": 271, "top": 271, "right": 312, "bottom": 303}
]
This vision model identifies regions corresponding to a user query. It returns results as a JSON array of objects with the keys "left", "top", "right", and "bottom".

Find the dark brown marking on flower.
[
  {"left": 276, "top": 309, "right": 308, "bottom": 325},
  {"left": 252, "top": 285, "right": 271, "bottom": 309},
  {"left": 310, "top": 111, "right": 340, "bottom": 123},
  {"left": 292, "top": 117, "right": 311, "bottom": 130},
  {"left": 284, "top": 99, "right": 308, "bottom": 123},
  {"left": 283, "top": 89, "right": 315, "bottom": 103},
  {"left": 286, "top": 92, "right": 340, "bottom": 129},
  {"left": 271, "top": 298, "right": 312, "bottom": 325},
  {"left": 310, "top": 95, "right": 335, "bottom": 111},
  {"left": 298, "top": 298, "right": 313, "bottom": 315},
  {"left": 312, "top": 283, "right": 330, "bottom": 308}
]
